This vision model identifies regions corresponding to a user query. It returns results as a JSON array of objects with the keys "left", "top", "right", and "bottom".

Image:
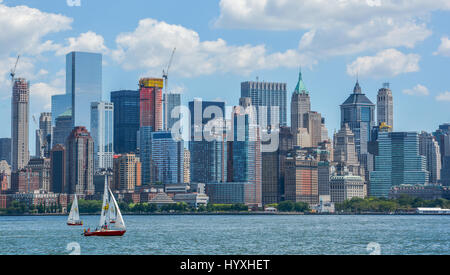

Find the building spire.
[
  {"left": 353, "top": 79, "right": 362, "bottom": 94},
  {"left": 294, "top": 67, "right": 308, "bottom": 94}
]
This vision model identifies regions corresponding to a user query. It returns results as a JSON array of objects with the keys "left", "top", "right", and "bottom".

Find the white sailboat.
[
  {"left": 84, "top": 176, "right": 126, "bottom": 236},
  {"left": 67, "top": 194, "right": 83, "bottom": 226}
]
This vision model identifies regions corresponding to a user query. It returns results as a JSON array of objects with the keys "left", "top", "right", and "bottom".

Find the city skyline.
[{"left": 0, "top": 1, "right": 450, "bottom": 156}]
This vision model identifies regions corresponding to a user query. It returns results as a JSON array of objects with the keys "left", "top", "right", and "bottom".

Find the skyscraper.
[
  {"left": 50, "top": 144, "right": 66, "bottom": 194},
  {"left": 291, "top": 71, "right": 311, "bottom": 145},
  {"left": 110, "top": 90, "right": 140, "bottom": 154},
  {"left": 377, "top": 83, "right": 394, "bottom": 129},
  {"left": 52, "top": 110, "right": 73, "bottom": 148},
  {"left": 26, "top": 158, "right": 51, "bottom": 192},
  {"left": 90, "top": 102, "right": 114, "bottom": 171},
  {"left": 165, "top": 92, "right": 181, "bottom": 131},
  {"left": 113, "top": 154, "right": 141, "bottom": 191},
  {"left": 0, "top": 138, "right": 11, "bottom": 165},
  {"left": 11, "top": 78, "right": 30, "bottom": 172},
  {"left": 35, "top": 112, "right": 52, "bottom": 158},
  {"left": 150, "top": 131, "right": 184, "bottom": 184},
  {"left": 139, "top": 126, "right": 154, "bottom": 185},
  {"left": 189, "top": 99, "right": 227, "bottom": 183},
  {"left": 333, "top": 124, "right": 362, "bottom": 176},
  {"left": 284, "top": 154, "right": 319, "bottom": 205},
  {"left": 66, "top": 52, "right": 103, "bottom": 130},
  {"left": 370, "top": 132, "right": 429, "bottom": 198},
  {"left": 51, "top": 94, "right": 71, "bottom": 126},
  {"left": 241, "top": 80, "right": 287, "bottom": 127},
  {"left": 433, "top": 124, "right": 450, "bottom": 186},
  {"left": 419, "top": 132, "right": 441, "bottom": 184},
  {"left": 183, "top": 148, "right": 190, "bottom": 184},
  {"left": 139, "top": 78, "right": 163, "bottom": 131},
  {"left": 303, "top": 111, "right": 323, "bottom": 147},
  {"left": 66, "top": 127, "right": 94, "bottom": 195}
]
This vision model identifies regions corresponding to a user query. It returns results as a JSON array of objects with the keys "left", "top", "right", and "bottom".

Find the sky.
[{"left": 0, "top": 0, "right": 449, "bottom": 155}]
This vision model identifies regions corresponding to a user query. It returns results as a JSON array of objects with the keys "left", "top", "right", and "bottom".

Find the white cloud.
[
  {"left": 112, "top": 18, "right": 314, "bottom": 77},
  {"left": 403, "top": 84, "right": 430, "bottom": 96},
  {"left": 215, "top": 0, "right": 450, "bottom": 58},
  {"left": 434, "top": 37, "right": 450, "bottom": 57},
  {"left": 30, "top": 80, "right": 64, "bottom": 111},
  {"left": 347, "top": 49, "right": 420, "bottom": 78},
  {"left": 0, "top": 3, "right": 72, "bottom": 57},
  {"left": 55, "top": 31, "right": 109, "bottom": 56},
  {"left": 436, "top": 91, "right": 450, "bottom": 102}
]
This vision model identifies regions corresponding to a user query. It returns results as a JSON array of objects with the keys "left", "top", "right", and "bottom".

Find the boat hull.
[
  {"left": 84, "top": 230, "right": 126, "bottom": 237},
  {"left": 67, "top": 221, "right": 83, "bottom": 226}
]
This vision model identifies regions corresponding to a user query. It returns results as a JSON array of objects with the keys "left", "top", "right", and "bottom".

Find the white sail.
[
  {"left": 109, "top": 188, "right": 126, "bottom": 230},
  {"left": 109, "top": 195, "right": 117, "bottom": 221},
  {"left": 99, "top": 177, "right": 109, "bottom": 227},
  {"left": 68, "top": 194, "right": 80, "bottom": 222}
]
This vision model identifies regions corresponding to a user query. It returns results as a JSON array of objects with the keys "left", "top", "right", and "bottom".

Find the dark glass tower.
[{"left": 111, "top": 90, "right": 140, "bottom": 154}]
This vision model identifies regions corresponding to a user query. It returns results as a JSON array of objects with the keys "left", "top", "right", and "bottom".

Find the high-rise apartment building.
[
  {"left": 11, "top": 78, "right": 30, "bottom": 172},
  {"left": 66, "top": 52, "right": 103, "bottom": 130},
  {"left": 139, "top": 78, "right": 163, "bottom": 131},
  {"left": 241, "top": 80, "right": 287, "bottom": 127},
  {"left": 110, "top": 90, "right": 140, "bottom": 154},
  {"left": 113, "top": 154, "right": 141, "bottom": 191},
  {"left": 91, "top": 102, "right": 114, "bottom": 171},
  {"left": 377, "top": 83, "right": 394, "bottom": 129},
  {"left": 370, "top": 132, "right": 429, "bottom": 198},
  {"left": 66, "top": 127, "right": 94, "bottom": 195},
  {"left": 150, "top": 132, "right": 184, "bottom": 184},
  {"left": 419, "top": 132, "right": 441, "bottom": 184},
  {"left": 36, "top": 112, "right": 52, "bottom": 158}
]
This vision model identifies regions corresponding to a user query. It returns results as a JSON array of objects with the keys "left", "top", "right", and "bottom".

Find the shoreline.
[{"left": 1, "top": 212, "right": 449, "bottom": 217}]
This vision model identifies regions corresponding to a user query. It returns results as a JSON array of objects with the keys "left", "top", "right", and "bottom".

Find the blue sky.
[{"left": 0, "top": 0, "right": 449, "bottom": 154}]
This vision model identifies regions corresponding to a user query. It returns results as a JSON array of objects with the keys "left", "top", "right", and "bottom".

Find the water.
[{"left": 0, "top": 215, "right": 449, "bottom": 255}]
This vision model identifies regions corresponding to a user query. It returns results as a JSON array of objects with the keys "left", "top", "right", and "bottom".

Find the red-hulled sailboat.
[{"left": 84, "top": 177, "right": 126, "bottom": 237}]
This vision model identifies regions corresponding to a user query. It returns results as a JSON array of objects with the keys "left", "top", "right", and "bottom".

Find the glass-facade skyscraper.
[
  {"left": 370, "top": 132, "right": 429, "bottom": 198},
  {"left": 66, "top": 51, "right": 103, "bottom": 130},
  {"left": 165, "top": 92, "right": 181, "bottom": 131},
  {"left": 150, "top": 131, "right": 184, "bottom": 184},
  {"left": 111, "top": 90, "right": 140, "bottom": 154},
  {"left": 189, "top": 99, "right": 227, "bottom": 183},
  {"left": 91, "top": 101, "right": 114, "bottom": 172},
  {"left": 241, "top": 80, "right": 287, "bottom": 127},
  {"left": 51, "top": 94, "right": 71, "bottom": 127}
]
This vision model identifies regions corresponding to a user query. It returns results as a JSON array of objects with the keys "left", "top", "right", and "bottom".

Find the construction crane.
[
  {"left": 10, "top": 55, "right": 20, "bottom": 84},
  {"left": 162, "top": 48, "right": 176, "bottom": 131}
]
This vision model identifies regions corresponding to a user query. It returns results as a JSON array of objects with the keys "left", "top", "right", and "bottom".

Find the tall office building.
[
  {"left": 52, "top": 110, "right": 73, "bottom": 148},
  {"left": 66, "top": 52, "right": 103, "bottom": 130},
  {"left": 303, "top": 111, "right": 323, "bottom": 147},
  {"left": 0, "top": 138, "right": 11, "bottom": 165},
  {"left": 150, "top": 131, "right": 184, "bottom": 184},
  {"left": 432, "top": 124, "right": 450, "bottom": 186},
  {"left": 165, "top": 92, "right": 181, "bottom": 131},
  {"left": 11, "top": 78, "right": 30, "bottom": 172},
  {"left": 139, "top": 78, "right": 163, "bottom": 131},
  {"left": 291, "top": 72, "right": 311, "bottom": 146},
  {"left": 51, "top": 94, "right": 71, "bottom": 126},
  {"left": 241, "top": 80, "right": 287, "bottom": 127},
  {"left": 377, "top": 83, "right": 394, "bottom": 129},
  {"left": 66, "top": 127, "right": 95, "bottom": 195},
  {"left": 50, "top": 144, "right": 66, "bottom": 194},
  {"left": 189, "top": 99, "right": 227, "bottom": 183},
  {"left": 113, "top": 154, "right": 141, "bottom": 191},
  {"left": 333, "top": 124, "right": 362, "bottom": 176},
  {"left": 341, "top": 81, "right": 376, "bottom": 156},
  {"left": 231, "top": 98, "right": 262, "bottom": 207},
  {"left": 419, "top": 132, "right": 441, "bottom": 184},
  {"left": 91, "top": 102, "right": 114, "bottom": 171},
  {"left": 370, "top": 132, "right": 429, "bottom": 198},
  {"left": 139, "top": 126, "right": 154, "bottom": 185},
  {"left": 110, "top": 90, "right": 140, "bottom": 154},
  {"left": 284, "top": 154, "right": 319, "bottom": 205},
  {"left": 35, "top": 112, "right": 52, "bottom": 158}
]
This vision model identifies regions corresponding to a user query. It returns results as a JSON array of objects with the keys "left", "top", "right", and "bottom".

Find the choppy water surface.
[{"left": 0, "top": 215, "right": 448, "bottom": 255}]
